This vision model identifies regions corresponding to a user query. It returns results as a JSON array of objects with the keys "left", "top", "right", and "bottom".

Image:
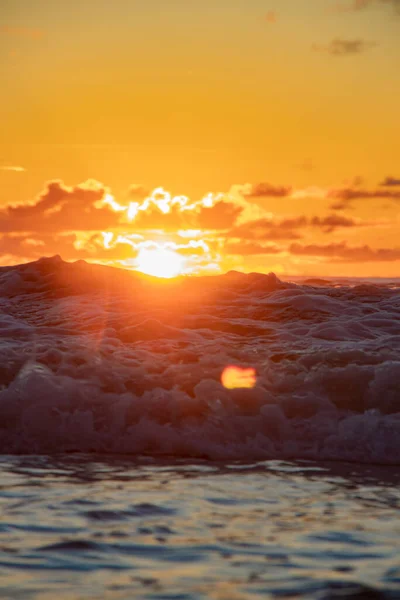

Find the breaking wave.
[{"left": 0, "top": 256, "right": 399, "bottom": 463}]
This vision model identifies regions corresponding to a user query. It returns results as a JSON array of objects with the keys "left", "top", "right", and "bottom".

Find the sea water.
[
  {"left": 0, "top": 256, "right": 399, "bottom": 597},
  {"left": 0, "top": 457, "right": 399, "bottom": 599}
]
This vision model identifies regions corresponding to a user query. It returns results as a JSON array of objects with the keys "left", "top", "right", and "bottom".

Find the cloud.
[
  {"left": 228, "top": 213, "right": 361, "bottom": 240},
  {"left": 331, "top": 0, "right": 400, "bottom": 14},
  {"left": 0, "top": 180, "right": 122, "bottom": 233},
  {"left": 345, "top": 176, "right": 364, "bottom": 187},
  {"left": 0, "top": 165, "right": 26, "bottom": 172},
  {"left": 265, "top": 11, "right": 277, "bottom": 23},
  {"left": 380, "top": 176, "right": 400, "bottom": 187},
  {"left": 236, "top": 182, "right": 292, "bottom": 199},
  {"left": 0, "top": 233, "right": 82, "bottom": 264},
  {"left": 310, "top": 214, "right": 359, "bottom": 232},
  {"left": 290, "top": 242, "right": 400, "bottom": 262},
  {"left": 291, "top": 186, "right": 327, "bottom": 199},
  {"left": 312, "top": 38, "right": 377, "bottom": 56},
  {"left": 0, "top": 26, "right": 44, "bottom": 40},
  {"left": 196, "top": 201, "right": 243, "bottom": 230},
  {"left": 295, "top": 159, "right": 315, "bottom": 172},
  {"left": 0, "top": 177, "right": 396, "bottom": 271},
  {"left": 127, "top": 184, "right": 149, "bottom": 199},
  {"left": 129, "top": 189, "right": 244, "bottom": 231},
  {"left": 0, "top": 231, "right": 214, "bottom": 270},
  {"left": 328, "top": 186, "right": 400, "bottom": 209},
  {"left": 0, "top": 181, "right": 248, "bottom": 239},
  {"left": 227, "top": 218, "right": 303, "bottom": 242}
]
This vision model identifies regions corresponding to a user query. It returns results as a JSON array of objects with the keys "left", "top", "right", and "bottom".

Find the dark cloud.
[
  {"left": 380, "top": 176, "right": 400, "bottom": 187},
  {"left": 329, "top": 200, "right": 349, "bottom": 211},
  {"left": 312, "top": 38, "right": 377, "bottom": 56},
  {"left": 0, "top": 180, "right": 247, "bottom": 237},
  {"left": 228, "top": 213, "right": 361, "bottom": 240},
  {"left": 328, "top": 186, "right": 400, "bottom": 209},
  {"left": 227, "top": 218, "right": 303, "bottom": 241},
  {"left": 0, "top": 180, "right": 121, "bottom": 233},
  {"left": 241, "top": 182, "right": 292, "bottom": 198},
  {"left": 290, "top": 242, "right": 400, "bottom": 262},
  {"left": 310, "top": 214, "right": 359, "bottom": 232}
]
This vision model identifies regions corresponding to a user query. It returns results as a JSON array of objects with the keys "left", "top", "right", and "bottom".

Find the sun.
[{"left": 135, "top": 246, "right": 185, "bottom": 278}]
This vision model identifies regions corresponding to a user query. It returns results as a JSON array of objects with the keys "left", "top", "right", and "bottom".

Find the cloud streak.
[
  {"left": 380, "top": 176, "right": 400, "bottom": 187},
  {"left": 290, "top": 242, "right": 400, "bottom": 262},
  {"left": 312, "top": 38, "right": 377, "bottom": 56},
  {"left": 331, "top": 0, "right": 400, "bottom": 14},
  {"left": 238, "top": 182, "right": 293, "bottom": 198},
  {"left": 328, "top": 186, "right": 400, "bottom": 209},
  {"left": 0, "top": 165, "right": 26, "bottom": 172},
  {"left": 0, "top": 26, "right": 44, "bottom": 40}
]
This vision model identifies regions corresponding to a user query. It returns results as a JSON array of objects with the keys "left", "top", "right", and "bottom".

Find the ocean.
[{"left": 0, "top": 256, "right": 399, "bottom": 599}]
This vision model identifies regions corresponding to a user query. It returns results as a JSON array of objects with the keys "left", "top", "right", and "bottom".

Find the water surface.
[{"left": 0, "top": 456, "right": 399, "bottom": 599}]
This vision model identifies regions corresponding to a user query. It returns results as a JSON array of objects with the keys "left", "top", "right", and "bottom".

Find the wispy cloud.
[
  {"left": 237, "top": 182, "right": 292, "bottom": 198},
  {"left": 295, "top": 158, "right": 315, "bottom": 172},
  {"left": 290, "top": 242, "right": 400, "bottom": 262},
  {"left": 331, "top": 0, "right": 400, "bottom": 14},
  {"left": 328, "top": 185, "right": 400, "bottom": 209},
  {"left": 0, "top": 26, "right": 44, "bottom": 40},
  {"left": 380, "top": 176, "right": 400, "bottom": 187},
  {"left": 0, "top": 165, "right": 26, "bottom": 172},
  {"left": 329, "top": 187, "right": 400, "bottom": 200},
  {"left": 265, "top": 11, "right": 277, "bottom": 23},
  {"left": 312, "top": 38, "right": 377, "bottom": 56}
]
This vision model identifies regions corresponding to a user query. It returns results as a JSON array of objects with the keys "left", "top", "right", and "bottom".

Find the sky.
[{"left": 1, "top": 0, "right": 400, "bottom": 277}]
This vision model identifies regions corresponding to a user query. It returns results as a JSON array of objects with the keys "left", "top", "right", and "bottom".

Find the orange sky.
[{"left": 1, "top": 0, "right": 400, "bottom": 277}]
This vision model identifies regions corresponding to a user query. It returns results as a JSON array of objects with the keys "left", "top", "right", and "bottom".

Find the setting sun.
[{"left": 135, "top": 246, "right": 185, "bottom": 278}]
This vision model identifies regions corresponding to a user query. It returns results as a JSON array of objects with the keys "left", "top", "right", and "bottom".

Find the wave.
[{"left": 0, "top": 256, "right": 399, "bottom": 463}]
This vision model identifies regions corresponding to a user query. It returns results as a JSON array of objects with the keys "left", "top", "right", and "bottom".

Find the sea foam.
[{"left": 0, "top": 256, "right": 399, "bottom": 463}]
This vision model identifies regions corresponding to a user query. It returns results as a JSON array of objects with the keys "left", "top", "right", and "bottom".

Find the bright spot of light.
[
  {"left": 136, "top": 246, "right": 185, "bottom": 278},
  {"left": 103, "top": 193, "right": 126, "bottom": 212},
  {"left": 101, "top": 231, "right": 114, "bottom": 249},
  {"left": 221, "top": 366, "right": 257, "bottom": 390}
]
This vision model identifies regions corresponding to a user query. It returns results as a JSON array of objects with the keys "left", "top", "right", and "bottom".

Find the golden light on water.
[
  {"left": 136, "top": 246, "right": 185, "bottom": 278},
  {"left": 221, "top": 366, "right": 257, "bottom": 390}
]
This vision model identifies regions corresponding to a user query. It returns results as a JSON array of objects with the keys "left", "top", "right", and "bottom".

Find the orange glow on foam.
[{"left": 221, "top": 366, "right": 257, "bottom": 389}]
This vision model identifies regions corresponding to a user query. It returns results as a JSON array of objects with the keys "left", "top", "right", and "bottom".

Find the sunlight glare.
[
  {"left": 136, "top": 246, "right": 185, "bottom": 278},
  {"left": 221, "top": 366, "right": 257, "bottom": 389}
]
